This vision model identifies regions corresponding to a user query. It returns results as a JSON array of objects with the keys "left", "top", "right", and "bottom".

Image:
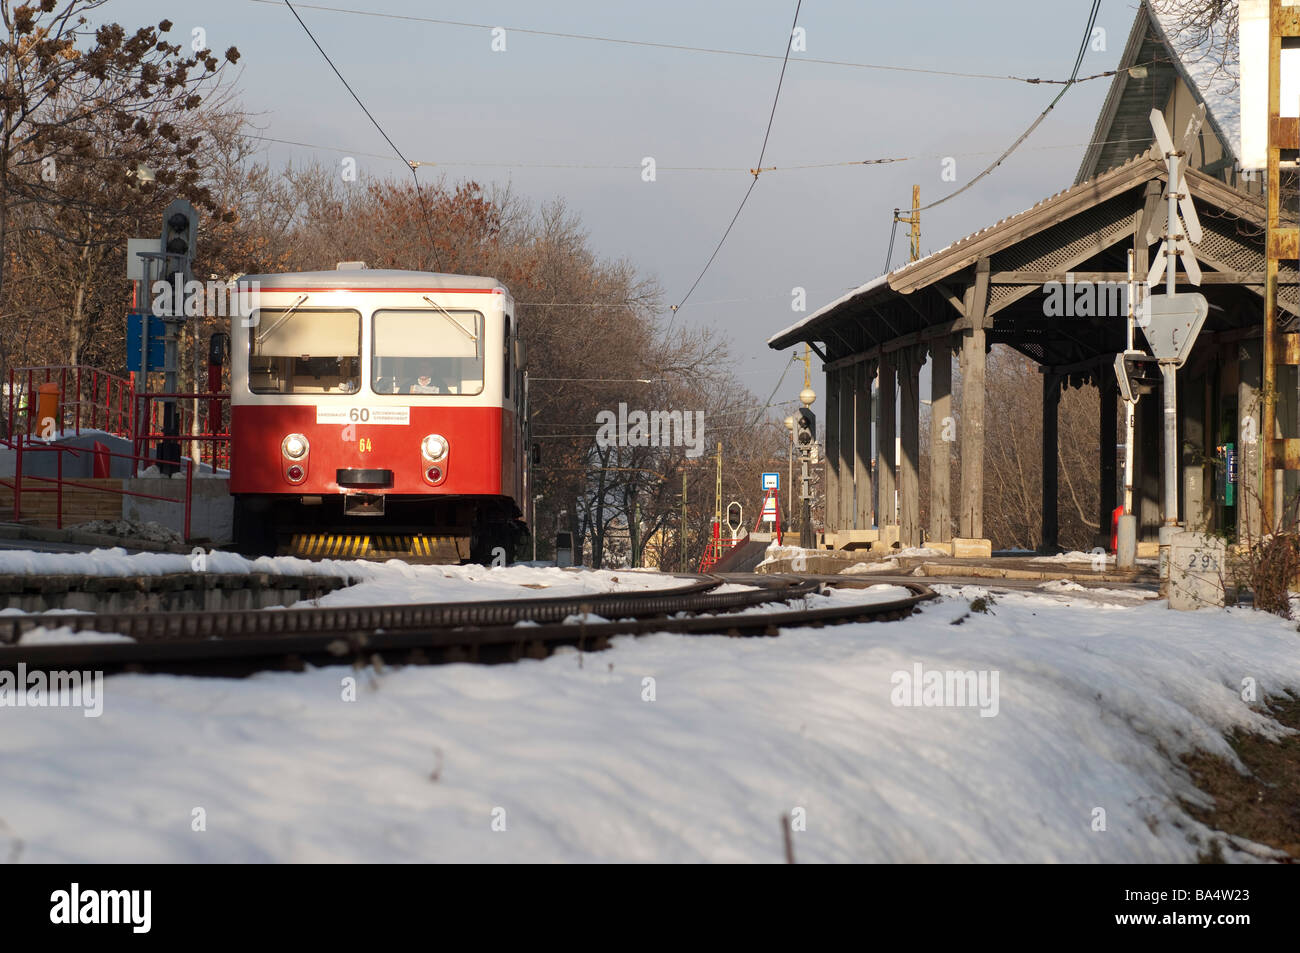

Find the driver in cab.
[{"left": 409, "top": 372, "right": 438, "bottom": 394}]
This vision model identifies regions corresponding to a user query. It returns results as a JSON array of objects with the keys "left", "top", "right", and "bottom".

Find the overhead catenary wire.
[
  {"left": 247, "top": 0, "right": 1137, "bottom": 87},
  {"left": 282, "top": 0, "right": 443, "bottom": 270},
  {"left": 908, "top": 0, "right": 1105, "bottom": 215},
  {"left": 241, "top": 130, "right": 1153, "bottom": 178},
  {"left": 664, "top": 0, "right": 803, "bottom": 333}
]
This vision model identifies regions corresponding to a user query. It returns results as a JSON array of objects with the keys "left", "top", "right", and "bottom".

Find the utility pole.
[
  {"left": 158, "top": 199, "right": 198, "bottom": 474},
  {"left": 1262, "top": 0, "right": 1300, "bottom": 527},
  {"left": 893, "top": 186, "right": 921, "bottom": 263},
  {"left": 631, "top": 500, "right": 640, "bottom": 569},
  {"left": 784, "top": 415, "right": 795, "bottom": 527},
  {"left": 680, "top": 470, "right": 687, "bottom": 573},
  {"left": 796, "top": 344, "right": 817, "bottom": 549}
]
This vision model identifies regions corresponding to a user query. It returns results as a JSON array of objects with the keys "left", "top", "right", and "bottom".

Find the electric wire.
[
  {"left": 282, "top": 0, "right": 443, "bottom": 269},
  {"left": 664, "top": 0, "right": 802, "bottom": 333}
]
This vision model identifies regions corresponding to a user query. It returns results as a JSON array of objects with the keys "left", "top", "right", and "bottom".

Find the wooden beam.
[
  {"left": 970, "top": 258, "right": 991, "bottom": 330},
  {"left": 889, "top": 155, "right": 1163, "bottom": 294},
  {"left": 822, "top": 316, "right": 970, "bottom": 372},
  {"left": 839, "top": 369, "right": 855, "bottom": 529},
  {"left": 929, "top": 342, "right": 952, "bottom": 542},
  {"left": 934, "top": 281, "right": 965, "bottom": 317},
  {"left": 1041, "top": 372, "right": 1060, "bottom": 553},
  {"left": 825, "top": 367, "right": 841, "bottom": 533},
  {"left": 1239, "top": 338, "right": 1262, "bottom": 542},
  {"left": 877, "top": 354, "right": 897, "bottom": 529},
  {"left": 1098, "top": 373, "right": 1117, "bottom": 549},
  {"left": 855, "top": 361, "right": 874, "bottom": 530},
  {"left": 899, "top": 348, "right": 921, "bottom": 547},
  {"left": 959, "top": 261, "right": 989, "bottom": 540},
  {"left": 989, "top": 270, "right": 1263, "bottom": 285}
]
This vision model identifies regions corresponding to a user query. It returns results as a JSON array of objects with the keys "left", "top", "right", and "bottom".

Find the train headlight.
[
  {"left": 421, "top": 434, "right": 448, "bottom": 461},
  {"left": 282, "top": 433, "right": 310, "bottom": 460}
]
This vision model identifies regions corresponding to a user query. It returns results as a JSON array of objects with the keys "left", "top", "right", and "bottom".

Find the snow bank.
[{"left": 2, "top": 585, "right": 1297, "bottom": 862}]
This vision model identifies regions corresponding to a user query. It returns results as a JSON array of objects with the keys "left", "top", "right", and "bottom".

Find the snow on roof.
[
  {"left": 766, "top": 272, "right": 892, "bottom": 346},
  {"left": 1148, "top": 0, "right": 1241, "bottom": 159},
  {"left": 768, "top": 149, "right": 1164, "bottom": 348},
  {"left": 243, "top": 269, "right": 509, "bottom": 293}
]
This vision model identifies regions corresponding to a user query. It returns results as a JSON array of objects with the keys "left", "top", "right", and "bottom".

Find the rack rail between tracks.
[{"left": 0, "top": 574, "right": 936, "bottom": 677}]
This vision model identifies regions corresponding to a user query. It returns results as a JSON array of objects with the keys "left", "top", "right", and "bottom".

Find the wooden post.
[
  {"left": 959, "top": 258, "right": 990, "bottom": 540},
  {"left": 1179, "top": 368, "right": 1207, "bottom": 532},
  {"left": 1137, "top": 395, "right": 1163, "bottom": 539},
  {"left": 1041, "top": 371, "right": 1060, "bottom": 553},
  {"left": 825, "top": 367, "right": 841, "bottom": 535},
  {"left": 899, "top": 347, "right": 921, "bottom": 547},
  {"left": 929, "top": 342, "right": 952, "bottom": 542},
  {"left": 854, "top": 361, "right": 874, "bottom": 530},
  {"left": 1239, "top": 338, "right": 1263, "bottom": 542},
  {"left": 1098, "top": 370, "right": 1118, "bottom": 548},
  {"left": 839, "top": 369, "right": 855, "bottom": 528},
  {"left": 877, "top": 354, "right": 897, "bottom": 528}
]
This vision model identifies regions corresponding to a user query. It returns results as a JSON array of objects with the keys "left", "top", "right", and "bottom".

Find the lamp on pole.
[
  {"left": 784, "top": 415, "right": 795, "bottom": 528},
  {"left": 532, "top": 493, "right": 543, "bottom": 562}
]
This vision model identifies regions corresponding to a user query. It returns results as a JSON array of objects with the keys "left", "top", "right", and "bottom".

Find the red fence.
[
  {"left": 5, "top": 366, "right": 134, "bottom": 442},
  {"left": 133, "top": 391, "right": 230, "bottom": 472},
  {"left": 5, "top": 435, "right": 198, "bottom": 538},
  {"left": 1, "top": 365, "right": 231, "bottom": 541}
]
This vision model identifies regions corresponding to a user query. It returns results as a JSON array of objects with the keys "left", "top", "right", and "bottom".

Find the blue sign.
[
  {"left": 126, "top": 313, "right": 165, "bottom": 373},
  {"left": 761, "top": 471, "right": 780, "bottom": 490}
]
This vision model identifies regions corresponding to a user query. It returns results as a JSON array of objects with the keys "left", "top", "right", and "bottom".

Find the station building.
[{"left": 768, "top": 0, "right": 1293, "bottom": 555}]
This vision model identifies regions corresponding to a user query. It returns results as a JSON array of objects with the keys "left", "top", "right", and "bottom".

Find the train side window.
[{"left": 503, "top": 316, "right": 512, "bottom": 399}]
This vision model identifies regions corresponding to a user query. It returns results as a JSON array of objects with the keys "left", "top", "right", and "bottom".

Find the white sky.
[{"left": 110, "top": 0, "right": 1139, "bottom": 407}]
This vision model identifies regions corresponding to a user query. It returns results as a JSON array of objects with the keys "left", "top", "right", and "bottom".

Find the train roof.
[{"left": 241, "top": 269, "right": 511, "bottom": 294}]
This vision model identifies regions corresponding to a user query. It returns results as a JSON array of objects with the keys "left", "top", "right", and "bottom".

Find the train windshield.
[
  {"left": 249, "top": 308, "right": 361, "bottom": 394},
  {"left": 371, "top": 309, "right": 485, "bottom": 396}
]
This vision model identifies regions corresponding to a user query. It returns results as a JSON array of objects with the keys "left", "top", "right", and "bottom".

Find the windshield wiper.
[
  {"left": 256, "top": 294, "right": 309, "bottom": 345},
  {"left": 422, "top": 295, "right": 478, "bottom": 344}
]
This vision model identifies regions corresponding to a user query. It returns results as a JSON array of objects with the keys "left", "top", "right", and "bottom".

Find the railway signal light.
[
  {"left": 796, "top": 406, "right": 816, "bottom": 448},
  {"left": 160, "top": 198, "right": 198, "bottom": 270},
  {"left": 1114, "top": 350, "right": 1159, "bottom": 403}
]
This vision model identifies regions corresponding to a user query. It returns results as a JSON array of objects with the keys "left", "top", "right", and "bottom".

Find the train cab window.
[
  {"left": 248, "top": 309, "right": 361, "bottom": 394},
  {"left": 371, "top": 309, "right": 485, "bottom": 396}
]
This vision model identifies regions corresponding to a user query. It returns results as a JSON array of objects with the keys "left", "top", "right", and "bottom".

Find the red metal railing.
[
  {"left": 5, "top": 365, "right": 135, "bottom": 442},
  {"left": 699, "top": 520, "right": 744, "bottom": 572},
  {"left": 1, "top": 365, "right": 231, "bottom": 542},
  {"left": 3, "top": 434, "right": 197, "bottom": 539},
  {"left": 132, "top": 391, "right": 231, "bottom": 472}
]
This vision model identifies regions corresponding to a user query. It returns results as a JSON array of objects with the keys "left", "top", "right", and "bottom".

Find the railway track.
[{"left": 0, "top": 573, "right": 936, "bottom": 678}]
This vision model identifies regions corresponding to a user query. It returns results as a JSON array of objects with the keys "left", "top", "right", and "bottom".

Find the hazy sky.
[{"left": 110, "top": 0, "right": 1139, "bottom": 409}]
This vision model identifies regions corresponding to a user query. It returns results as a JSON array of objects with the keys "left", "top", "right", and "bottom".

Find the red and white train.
[{"left": 229, "top": 266, "right": 530, "bottom": 562}]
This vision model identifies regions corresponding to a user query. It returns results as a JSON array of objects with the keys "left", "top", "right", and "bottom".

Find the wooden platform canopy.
[{"left": 768, "top": 149, "right": 1296, "bottom": 551}]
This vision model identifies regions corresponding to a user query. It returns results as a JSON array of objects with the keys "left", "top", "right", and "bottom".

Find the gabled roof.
[
  {"left": 768, "top": 147, "right": 1283, "bottom": 356},
  {"left": 1075, "top": 0, "right": 1239, "bottom": 184},
  {"left": 768, "top": 150, "right": 1167, "bottom": 350}
]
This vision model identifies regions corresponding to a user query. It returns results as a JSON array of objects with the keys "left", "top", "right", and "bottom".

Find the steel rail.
[
  {"left": 0, "top": 573, "right": 779, "bottom": 644},
  {"left": 0, "top": 580, "right": 936, "bottom": 678}
]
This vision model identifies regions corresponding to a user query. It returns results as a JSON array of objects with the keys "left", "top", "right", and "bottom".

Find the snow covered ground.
[
  {"left": 3, "top": 571, "right": 1299, "bottom": 863},
  {"left": 0, "top": 548, "right": 686, "bottom": 612}
]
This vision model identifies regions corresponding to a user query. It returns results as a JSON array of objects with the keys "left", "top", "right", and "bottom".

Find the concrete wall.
[{"left": 122, "top": 476, "right": 234, "bottom": 544}]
